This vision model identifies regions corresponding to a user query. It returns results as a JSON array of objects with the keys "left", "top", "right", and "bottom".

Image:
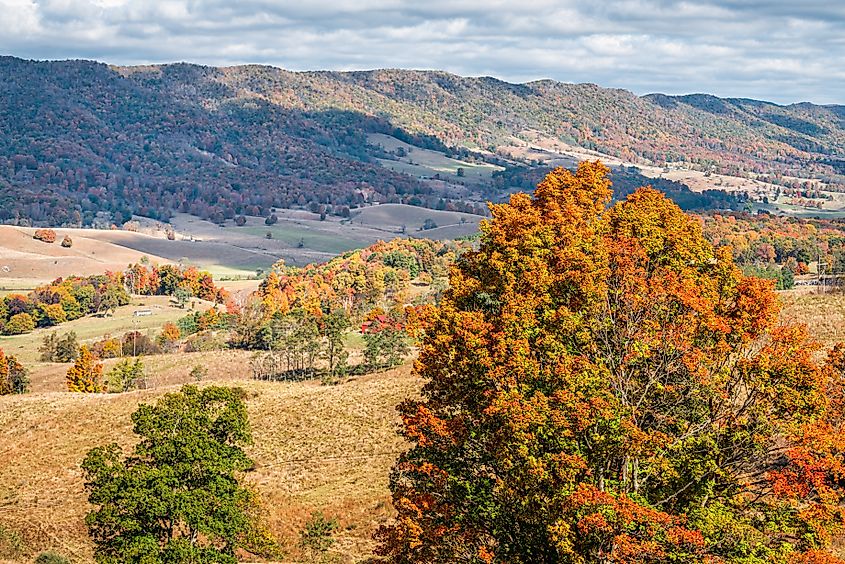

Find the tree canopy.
[
  {"left": 377, "top": 162, "right": 845, "bottom": 563},
  {"left": 82, "top": 385, "right": 277, "bottom": 563}
]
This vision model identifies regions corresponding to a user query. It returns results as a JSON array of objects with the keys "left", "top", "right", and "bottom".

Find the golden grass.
[
  {"left": 780, "top": 288, "right": 845, "bottom": 348},
  {"left": 0, "top": 361, "right": 419, "bottom": 563}
]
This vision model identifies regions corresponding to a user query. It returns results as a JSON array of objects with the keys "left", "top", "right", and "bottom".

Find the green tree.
[
  {"left": 298, "top": 511, "right": 338, "bottom": 563},
  {"left": 82, "top": 385, "right": 278, "bottom": 563},
  {"left": 106, "top": 358, "right": 145, "bottom": 393},
  {"left": 321, "top": 309, "right": 350, "bottom": 382},
  {"left": 174, "top": 286, "right": 192, "bottom": 309}
]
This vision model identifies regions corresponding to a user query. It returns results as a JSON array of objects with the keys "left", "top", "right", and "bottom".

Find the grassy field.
[
  {"left": 241, "top": 225, "right": 368, "bottom": 255},
  {"left": 368, "top": 133, "right": 503, "bottom": 185},
  {"left": 0, "top": 295, "right": 196, "bottom": 366},
  {"left": 0, "top": 361, "right": 419, "bottom": 563}
]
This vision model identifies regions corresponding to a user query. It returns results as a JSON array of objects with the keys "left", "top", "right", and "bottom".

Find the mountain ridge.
[{"left": 1, "top": 55, "right": 843, "bottom": 226}]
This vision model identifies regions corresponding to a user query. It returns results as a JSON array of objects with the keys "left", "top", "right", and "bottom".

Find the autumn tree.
[
  {"left": 82, "top": 385, "right": 279, "bottom": 563},
  {"left": 66, "top": 346, "right": 104, "bottom": 393},
  {"left": 376, "top": 162, "right": 845, "bottom": 563},
  {"left": 0, "top": 349, "right": 29, "bottom": 395}
]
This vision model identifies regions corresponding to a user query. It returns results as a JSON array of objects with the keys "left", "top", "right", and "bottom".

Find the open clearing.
[
  {"left": 0, "top": 205, "right": 482, "bottom": 290},
  {"left": 368, "top": 133, "right": 503, "bottom": 186}
]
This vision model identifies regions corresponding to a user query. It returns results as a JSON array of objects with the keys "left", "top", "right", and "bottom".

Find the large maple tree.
[{"left": 377, "top": 162, "right": 845, "bottom": 563}]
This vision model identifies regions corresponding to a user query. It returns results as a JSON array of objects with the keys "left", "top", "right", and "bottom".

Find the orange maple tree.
[{"left": 376, "top": 162, "right": 845, "bottom": 563}]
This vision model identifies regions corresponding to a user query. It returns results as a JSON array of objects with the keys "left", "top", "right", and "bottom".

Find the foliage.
[
  {"left": 120, "top": 331, "right": 161, "bottom": 356},
  {"left": 0, "top": 349, "right": 29, "bottom": 395},
  {"left": 34, "top": 552, "right": 70, "bottom": 564},
  {"left": 156, "top": 322, "right": 181, "bottom": 351},
  {"left": 377, "top": 162, "right": 845, "bottom": 563},
  {"left": 299, "top": 511, "right": 339, "bottom": 562},
  {"left": 82, "top": 385, "right": 277, "bottom": 563},
  {"left": 362, "top": 312, "right": 410, "bottom": 370},
  {"left": 106, "top": 358, "right": 145, "bottom": 393},
  {"left": 66, "top": 346, "right": 104, "bottom": 393},
  {"left": 190, "top": 365, "right": 207, "bottom": 381},
  {"left": 39, "top": 331, "right": 80, "bottom": 362},
  {"left": 4, "top": 312, "right": 35, "bottom": 334},
  {"left": 33, "top": 228, "right": 56, "bottom": 243}
]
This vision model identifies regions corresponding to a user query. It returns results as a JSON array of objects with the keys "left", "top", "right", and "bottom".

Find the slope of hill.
[
  {"left": 0, "top": 360, "right": 417, "bottom": 563},
  {"left": 3, "top": 56, "right": 845, "bottom": 227}
]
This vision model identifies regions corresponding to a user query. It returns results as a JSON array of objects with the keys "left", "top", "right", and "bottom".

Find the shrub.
[
  {"left": 190, "top": 365, "right": 207, "bottom": 381},
  {"left": 35, "top": 551, "right": 70, "bottom": 564},
  {"left": 299, "top": 511, "right": 338, "bottom": 562},
  {"left": 60, "top": 236, "right": 73, "bottom": 248},
  {"left": 107, "top": 358, "right": 144, "bottom": 393},
  {"left": 91, "top": 337, "right": 122, "bottom": 359},
  {"left": 121, "top": 331, "right": 161, "bottom": 356},
  {"left": 0, "top": 349, "right": 29, "bottom": 395},
  {"left": 157, "top": 322, "right": 181, "bottom": 351},
  {"left": 4, "top": 312, "right": 35, "bottom": 335},
  {"left": 33, "top": 228, "right": 56, "bottom": 243}
]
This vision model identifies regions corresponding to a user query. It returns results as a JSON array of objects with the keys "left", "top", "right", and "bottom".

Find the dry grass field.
[{"left": 0, "top": 357, "right": 418, "bottom": 563}]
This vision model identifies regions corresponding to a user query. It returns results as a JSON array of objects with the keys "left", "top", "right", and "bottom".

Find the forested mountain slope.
[{"left": 2, "top": 56, "right": 843, "bottom": 226}]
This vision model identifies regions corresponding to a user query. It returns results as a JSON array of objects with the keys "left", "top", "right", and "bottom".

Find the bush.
[
  {"left": 66, "top": 346, "right": 104, "bottom": 393},
  {"left": 4, "top": 312, "right": 35, "bottom": 335},
  {"left": 60, "top": 236, "right": 73, "bottom": 248},
  {"left": 299, "top": 511, "right": 338, "bottom": 562},
  {"left": 91, "top": 337, "right": 122, "bottom": 359},
  {"left": 33, "top": 228, "right": 56, "bottom": 243},
  {"left": 120, "top": 331, "right": 161, "bottom": 356},
  {"left": 0, "top": 349, "right": 29, "bottom": 395},
  {"left": 35, "top": 551, "right": 70, "bottom": 564},
  {"left": 184, "top": 331, "right": 227, "bottom": 352},
  {"left": 190, "top": 365, "right": 207, "bottom": 381}
]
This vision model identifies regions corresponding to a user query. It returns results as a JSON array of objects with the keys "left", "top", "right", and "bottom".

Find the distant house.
[{"left": 133, "top": 309, "right": 153, "bottom": 317}]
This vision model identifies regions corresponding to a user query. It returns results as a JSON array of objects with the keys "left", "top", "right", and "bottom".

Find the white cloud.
[{"left": 0, "top": 0, "right": 844, "bottom": 103}]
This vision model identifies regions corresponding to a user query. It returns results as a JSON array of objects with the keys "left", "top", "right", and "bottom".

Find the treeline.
[
  {"left": 0, "top": 263, "right": 228, "bottom": 335},
  {"left": 492, "top": 164, "right": 748, "bottom": 210},
  {"left": 701, "top": 212, "right": 845, "bottom": 274}
]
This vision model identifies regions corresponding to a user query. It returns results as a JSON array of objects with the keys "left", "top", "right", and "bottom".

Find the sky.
[{"left": 1, "top": 0, "right": 843, "bottom": 105}]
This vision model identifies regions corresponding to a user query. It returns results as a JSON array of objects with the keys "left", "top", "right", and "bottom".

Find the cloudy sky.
[{"left": 1, "top": 0, "right": 843, "bottom": 104}]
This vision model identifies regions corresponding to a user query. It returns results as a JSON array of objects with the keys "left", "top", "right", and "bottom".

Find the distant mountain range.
[{"left": 1, "top": 56, "right": 842, "bottom": 226}]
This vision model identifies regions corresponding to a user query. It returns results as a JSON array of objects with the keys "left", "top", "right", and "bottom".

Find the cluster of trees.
[
  {"left": 124, "top": 262, "right": 229, "bottom": 303},
  {"left": 701, "top": 212, "right": 845, "bottom": 277},
  {"left": 376, "top": 163, "right": 845, "bottom": 562},
  {"left": 256, "top": 238, "right": 463, "bottom": 321},
  {"left": 0, "top": 262, "right": 228, "bottom": 336},
  {"left": 0, "top": 273, "right": 129, "bottom": 335}
]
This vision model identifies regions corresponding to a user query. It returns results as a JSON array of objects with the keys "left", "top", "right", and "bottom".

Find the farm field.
[
  {"left": 0, "top": 205, "right": 483, "bottom": 291},
  {"left": 368, "top": 133, "right": 504, "bottom": 186}
]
